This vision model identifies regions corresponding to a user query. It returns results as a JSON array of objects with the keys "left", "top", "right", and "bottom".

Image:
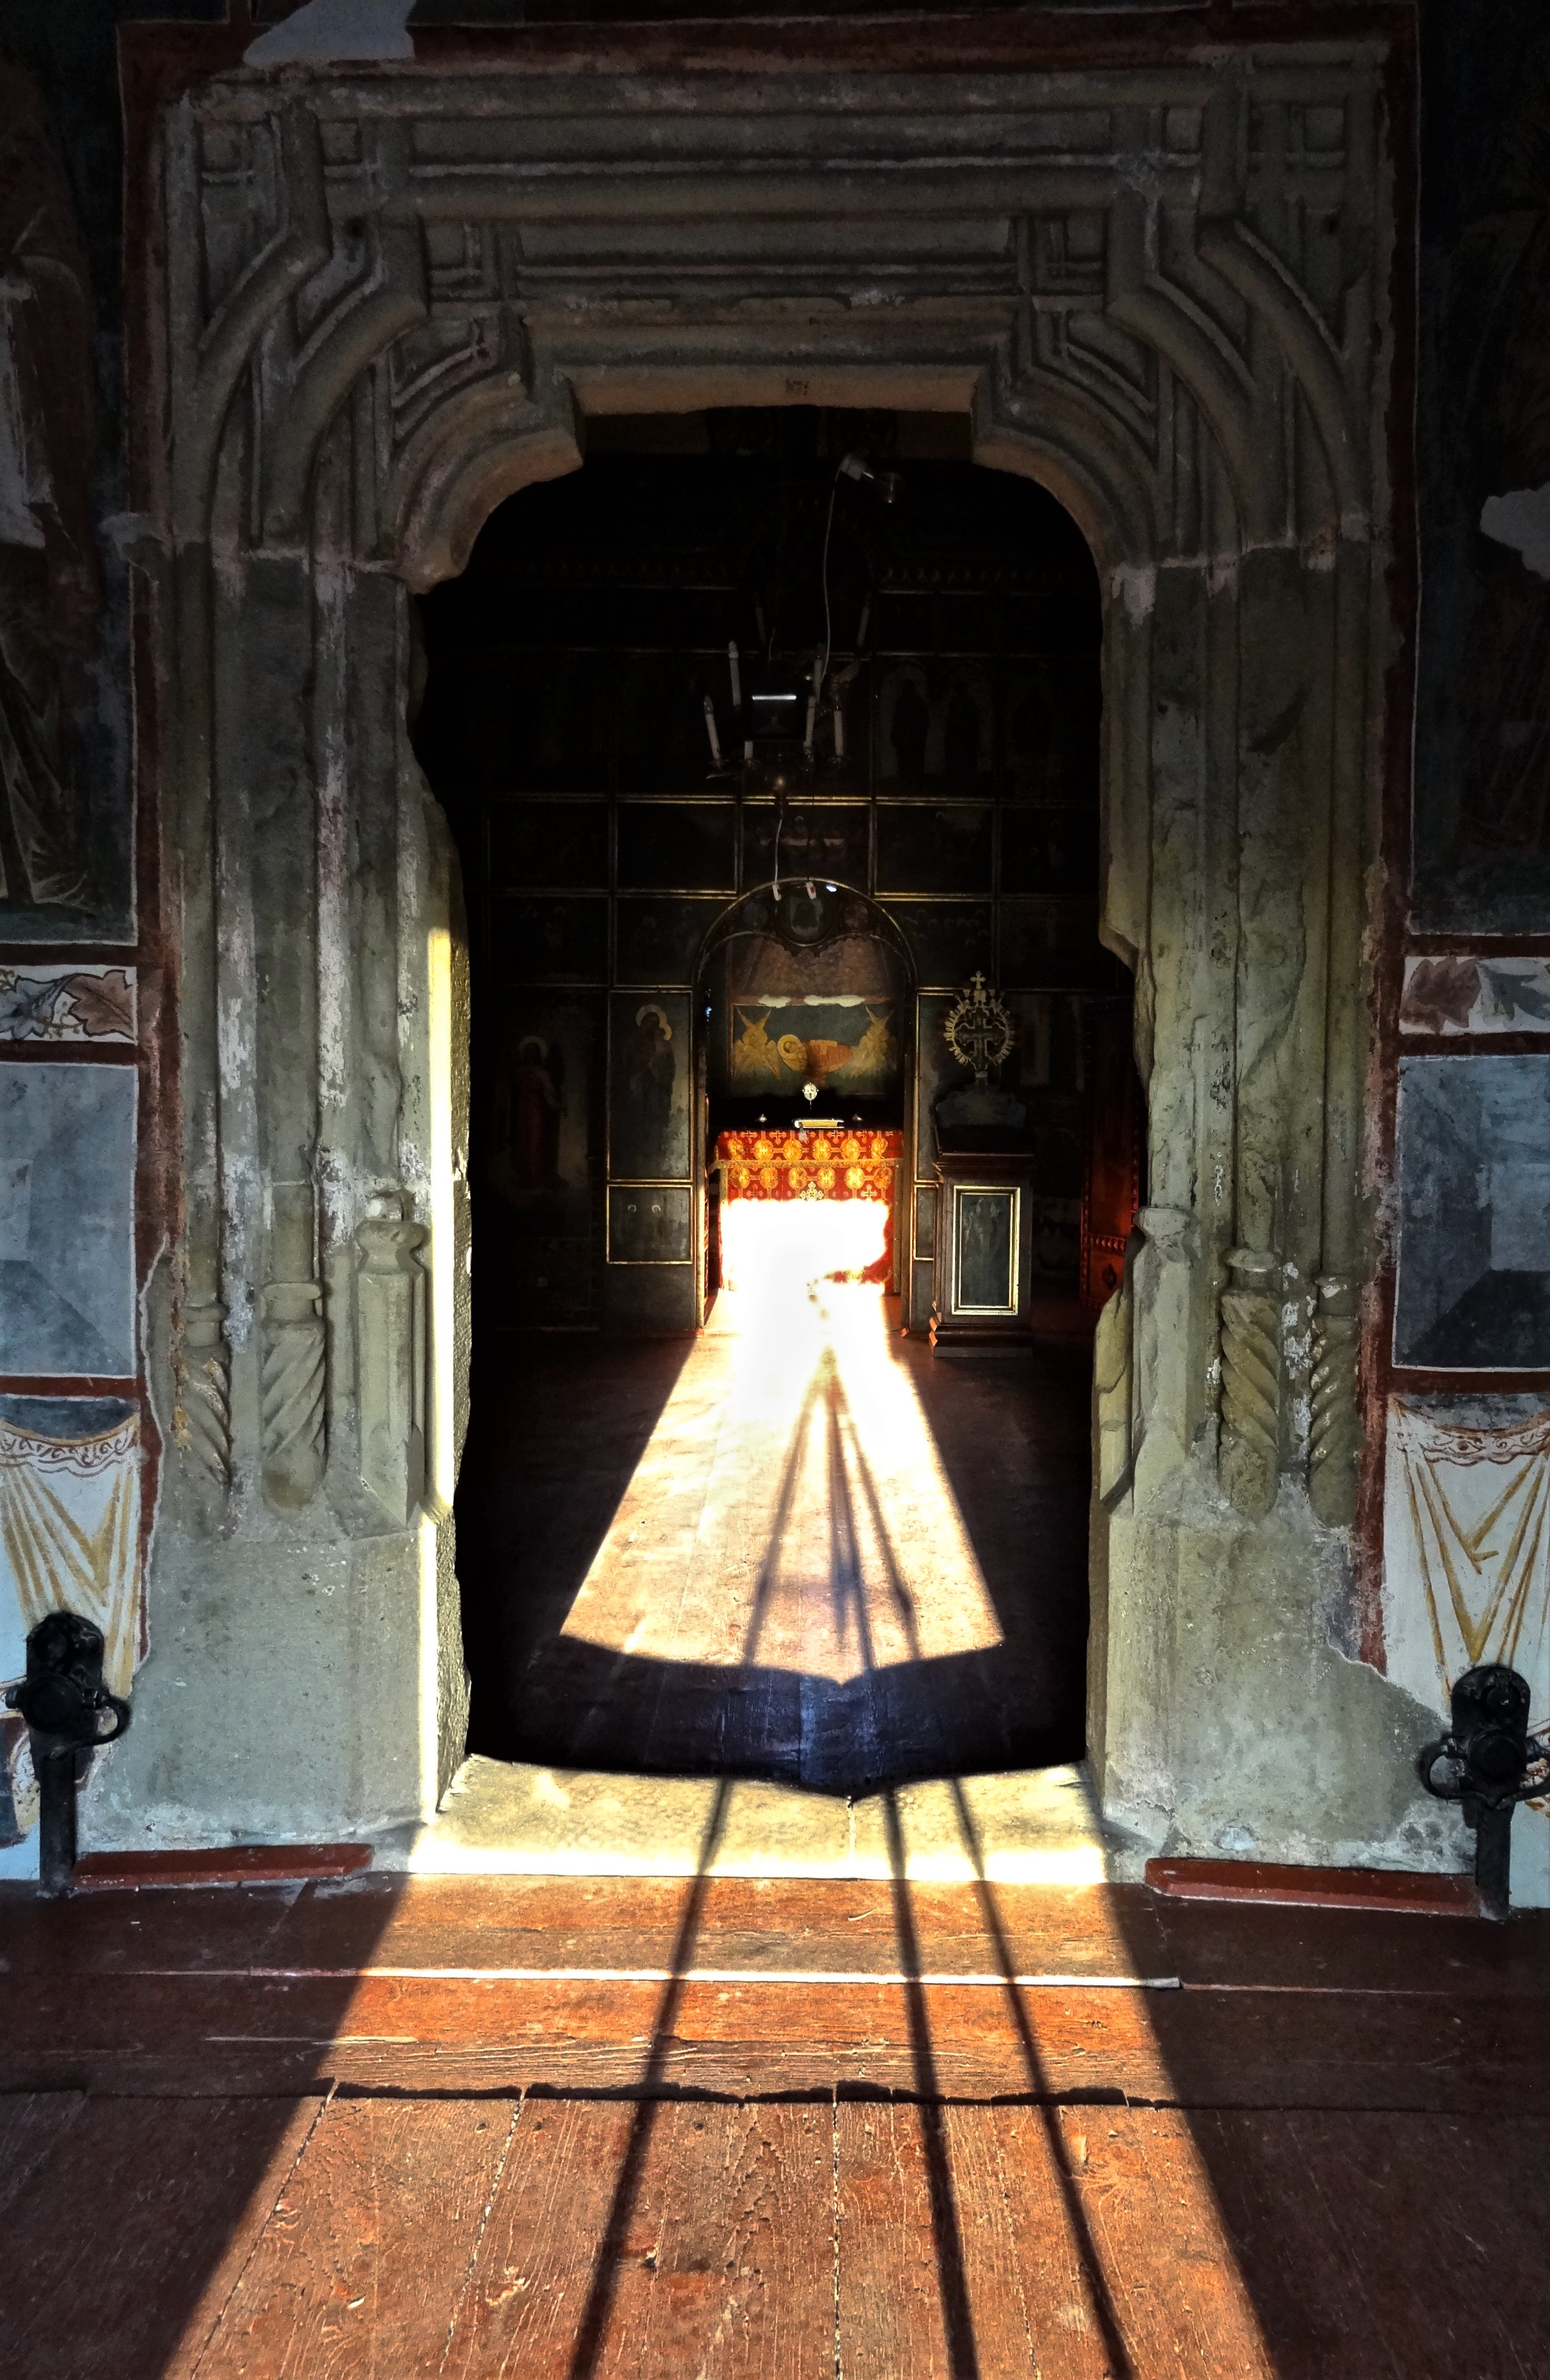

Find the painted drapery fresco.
[
  {"left": 1382, "top": 1396, "right": 1550, "bottom": 1893},
  {"left": 0, "top": 1392, "right": 145, "bottom": 1846},
  {"left": 0, "top": 1396, "right": 141, "bottom": 1696}
]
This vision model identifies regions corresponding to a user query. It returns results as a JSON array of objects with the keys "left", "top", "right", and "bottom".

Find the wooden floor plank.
[
  {"left": 1050, "top": 2106, "right": 1275, "bottom": 2380},
  {"left": 1286, "top": 2112, "right": 1534, "bottom": 2380},
  {"left": 444, "top": 2097, "right": 643, "bottom": 2379},
  {"left": 195, "top": 2097, "right": 518, "bottom": 2379},
  {"left": 1436, "top": 2115, "right": 1550, "bottom": 2362},
  {"left": 938, "top": 2105, "right": 1040, "bottom": 2379},
  {"left": 991, "top": 2103, "right": 1115, "bottom": 2380},
  {"left": 594, "top": 2101, "right": 835, "bottom": 2380},
  {"left": 0, "top": 2096, "right": 323, "bottom": 2380},
  {"left": 836, "top": 2097, "right": 960, "bottom": 2380},
  {"left": 12, "top": 1967, "right": 1550, "bottom": 2112},
  {"left": 1123, "top": 2110, "right": 1276, "bottom": 2377},
  {"left": 0, "top": 2091, "right": 86, "bottom": 2224},
  {"left": 1185, "top": 2111, "right": 1404, "bottom": 2380}
]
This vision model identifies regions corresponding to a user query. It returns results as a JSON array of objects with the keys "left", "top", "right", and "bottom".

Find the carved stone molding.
[
  {"left": 148, "top": 48, "right": 1388, "bottom": 1552},
  {"left": 1220, "top": 1249, "right": 1284, "bottom": 1521},
  {"left": 260, "top": 1280, "right": 326, "bottom": 1510},
  {"left": 355, "top": 1190, "right": 429, "bottom": 1529},
  {"left": 1310, "top": 1273, "right": 1362, "bottom": 1528}
]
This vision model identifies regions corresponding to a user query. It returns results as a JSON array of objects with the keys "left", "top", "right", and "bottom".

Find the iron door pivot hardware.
[
  {"left": 4, "top": 1612, "right": 131, "bottom": 1897},
  {"left": 1417, "top": 1665, "right": 1545, "bottom": 1921}
]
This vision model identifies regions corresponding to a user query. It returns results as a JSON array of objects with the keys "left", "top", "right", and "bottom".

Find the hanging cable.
[{"left": 816, "top": 469, "right": 840, "bottom": 709}]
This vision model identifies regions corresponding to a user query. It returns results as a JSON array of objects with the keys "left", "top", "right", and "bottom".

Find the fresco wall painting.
[
  {"left": 1382, "top": 1396, "right": 1550, "bottom": 1902},
  {"left": 482, "top": 1001, "right": 598, "bottom": 1320}
]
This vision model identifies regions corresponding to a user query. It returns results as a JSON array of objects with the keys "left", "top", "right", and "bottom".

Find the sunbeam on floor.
[{"left": 559, "top": 1206, "right": 1003, "bottom": 1685}]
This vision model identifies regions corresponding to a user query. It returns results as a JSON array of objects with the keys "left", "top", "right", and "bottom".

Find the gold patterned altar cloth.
[{"left": 717, "top": 1129, "right": 902, "bottom": 1203}]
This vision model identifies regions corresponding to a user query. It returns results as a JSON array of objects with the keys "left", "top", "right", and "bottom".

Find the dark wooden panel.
[
  {"left": 488, "top": 800, "right": 610, "bottom": 890},
  {"left": 616, "top": 801, "right": 737, "bottom": 891},
  {"left": 607, "top": 1184, "right": 693, "bottom": 1261},
  {"left": 1278, "top": 2112, "right": 1534, "bottom": 2380},
  {"left": 999, "top": 896, "right": 1110, "bottom": 987},
  {"left": 198, "top": 2097, "right": 516, "bottom": 2380},
  {"left": 480, "top": 653, "right": 613, "bottom": 794},
  {"left": 1189, "top": 2110, "right": 1414, "bottom": 2379},
  {"left": 876, "top": 804, "right": 993, "bottom": 895},
  {"left": 885, "top": 900, "right": 994, "bottom": 990},
  {"left": 0, "top": 2091, "right": 86, "bottom": 2226},
  {"left": 614, "top": 895, "right": 723, "bottom": 985},
  {"left": 617, "top": 656, "right": 727, "bottom": 792},
  {"left": 740, "top": 803, "right": 871, "bottom": 892},
  {"left": 1000, "top": 805, "right": 1099, "bottom": 897},
  {"left": 490, "top": 894, "right": 610, "bottom": 984}
]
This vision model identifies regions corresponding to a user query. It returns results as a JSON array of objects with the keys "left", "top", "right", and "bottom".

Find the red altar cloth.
[{"left": 716, "top": 1129, "right": 903, "bottom": 1203}]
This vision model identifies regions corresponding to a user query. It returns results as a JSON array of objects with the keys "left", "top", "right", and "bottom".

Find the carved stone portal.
[{"left": 111, "top": 43, "right": 1434, "bottom": 1868}]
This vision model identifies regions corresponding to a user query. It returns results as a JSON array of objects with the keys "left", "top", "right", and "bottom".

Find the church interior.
[
  {"left": 420, "top": 409, "right": 1121, "bottom": 1797},
  {"left": 5, "top": 3, "right": 1550, "bottom": 2372}
]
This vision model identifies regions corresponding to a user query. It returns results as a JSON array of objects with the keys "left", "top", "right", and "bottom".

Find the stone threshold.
[{"left": 372, "top": 1753, "right": 1124, "bottom": 1883}]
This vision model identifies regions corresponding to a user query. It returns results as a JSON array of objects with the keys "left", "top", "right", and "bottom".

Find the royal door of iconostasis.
[{"left": 412, "top": 406, "right": 1138, "bottom": 1777}]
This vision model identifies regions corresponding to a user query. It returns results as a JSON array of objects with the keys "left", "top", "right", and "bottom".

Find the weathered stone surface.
[{"left": 84, "top": 40, "right": 1445, "bottom": 1884}]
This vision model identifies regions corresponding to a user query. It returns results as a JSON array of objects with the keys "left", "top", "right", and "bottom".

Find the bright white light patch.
[
  {"left": 560, "top": 1207, "right": 1004, "bottom": 1682},
  {"left": 719, "top": 1196, "right": 886, "bottom": 1292}
]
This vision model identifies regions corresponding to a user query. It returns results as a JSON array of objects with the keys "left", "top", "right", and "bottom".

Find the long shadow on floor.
[
  {"left": 456, "top": 1307, "right": 1092, "bottom": 1790},
  {"left": 456, "top": 1330, "right": 696, "bottom": 1760}
]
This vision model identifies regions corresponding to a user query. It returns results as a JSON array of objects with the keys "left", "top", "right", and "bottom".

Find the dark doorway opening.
[{"left": 413, "top": 406, "right": 1137, "bottom": 1786}]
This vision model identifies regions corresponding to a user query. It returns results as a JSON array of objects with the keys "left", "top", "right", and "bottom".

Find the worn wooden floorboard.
[
  {"left": 0, "top": 2095, "right": 323, "bottom": 2380},
  {"left": 6, "top": 1883, "right": 1550, "bottom": 2375},
  {"left": 1182, "top": 2110, "right": 1403, "bottom": 2380},
  {"left": 1123, "top": 2110, "right": 1276, "bottom": 2377},
  {"left": 836, "top": 2097, "right": 959, "bottom": 2380},
  {"left": 0, "top": 2088, "right": 87, "bottom": 2225},
  {"left": 6, "top": 1970, "right": 1550, "bottom": 2114},
  {"left": 1285, "top": 2112, "right": 1536, "bottom": 2380},
  {"left": 592, "top": 2100, "right": 835, "bottom": 2380},
  {"left": 938, "top": 2104, "right": 1041, "bottom": 2379},
  {"left": 0, "top": 1876, "right": 1174, "bottom": 1980},
  {"left": 14, "top": 1875, "right": 1550, "bottom": 2002},
  {"left": 991, "top": 2103, "right": 1117, "bottom": 2380},
  {"left": 442, "top": 2097, "right": 639, "bottom": 2380},
  {"left": 193, "top": 2097, "right": 518, "bottom": 2380}
]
